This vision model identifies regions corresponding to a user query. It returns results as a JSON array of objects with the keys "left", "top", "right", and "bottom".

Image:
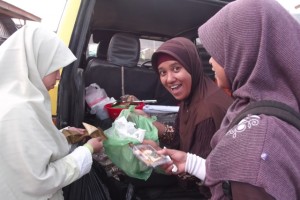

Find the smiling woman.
[
  {"left": 131, "top": 37, "right": 234, "bottom": 199},
  {"left": 157, "top": 58, "right": 192, "bottom": 101}
]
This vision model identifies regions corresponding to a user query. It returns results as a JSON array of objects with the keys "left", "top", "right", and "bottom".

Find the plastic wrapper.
[
  {"left": 62, "top": 122, "right": 107, "bottom": 144},
  {"left": 130, "top": 144, "right": 170, "bottom": 168},
  {"left": 85, "top": 83, "right": 115, "bottom": 120}
]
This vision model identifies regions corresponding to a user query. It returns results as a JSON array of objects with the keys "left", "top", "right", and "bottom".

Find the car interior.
[{"left": 57, "top": 0, "right": 234, "bottom": 130}]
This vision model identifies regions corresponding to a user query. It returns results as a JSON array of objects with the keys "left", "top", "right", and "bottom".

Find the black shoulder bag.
[{"left": 222, "top": 100, "right": 300, "bottom": 199}]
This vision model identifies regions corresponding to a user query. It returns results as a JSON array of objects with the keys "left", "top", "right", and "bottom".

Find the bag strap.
[
  {"left": 223, "top": 100, "right": 300, "bottom": 199},
  {"left": 227, "top": 100, "right": 300, "bottom": 131}
]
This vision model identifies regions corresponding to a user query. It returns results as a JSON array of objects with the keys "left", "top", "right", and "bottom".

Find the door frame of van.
[{"left": 56, "top": 0, "right": 96, "bottom": 128}]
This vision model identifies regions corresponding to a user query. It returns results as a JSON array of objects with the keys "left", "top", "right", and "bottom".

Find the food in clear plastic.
[{"left": 130, "top": 144, "right": 171, "bottom": 168}]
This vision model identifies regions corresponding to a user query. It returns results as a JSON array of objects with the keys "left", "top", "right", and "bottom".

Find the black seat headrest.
[
  {"left": 96, "top": 41, "right": 109, "bottom": 60},
  {"left": 107, "top": 33, "right": 140, "bottom": 67}
]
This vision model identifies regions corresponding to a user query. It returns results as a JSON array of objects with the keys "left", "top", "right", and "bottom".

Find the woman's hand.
[
  {"left": 86, "top": 137, "right": 103, "bottom": 153},
  {"left": 134, "top": 109, "right": 150, "bottom": 118},
  {"left": 157, "top": 148, "right": 187, "bottom": 175}
]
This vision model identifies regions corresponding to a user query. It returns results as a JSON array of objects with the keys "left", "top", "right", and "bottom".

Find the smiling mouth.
[{"left": 170, "top": 84, "right": 181, "bottom": 91}]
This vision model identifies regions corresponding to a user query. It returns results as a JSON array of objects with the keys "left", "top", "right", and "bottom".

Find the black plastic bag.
[{"left": 63, "top": 160, "right": 112, "bottom": 200}]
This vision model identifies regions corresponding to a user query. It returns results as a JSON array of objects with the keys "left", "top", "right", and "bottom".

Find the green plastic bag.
[{"left": 103, "top": 106, "right": 158, "bottom": 180}]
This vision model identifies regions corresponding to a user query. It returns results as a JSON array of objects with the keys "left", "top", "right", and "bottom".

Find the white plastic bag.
[
  {"left": 113, "top": 116, "right": 146, "bottom": 143},
  {"left": 85, "top": 83, "right": 115, "bottom": 120}
]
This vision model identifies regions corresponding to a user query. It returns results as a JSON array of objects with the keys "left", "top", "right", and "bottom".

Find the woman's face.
[
  {"left": 158, "top": 60, "right": 192, "bottom": 101},
  {"left": 42, "top": 70, "right": 61, "bottom": 91},
  {"left": 209, "top": 57, "right": 230, "bottom": 89}
]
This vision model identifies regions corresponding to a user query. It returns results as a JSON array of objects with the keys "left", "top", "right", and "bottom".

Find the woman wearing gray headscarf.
[
  {"left": 159, "top": 0, "right": 300, "bottom": 199},
  {"left": 0, "top": 25, "right": 103, "bottom": 199}
]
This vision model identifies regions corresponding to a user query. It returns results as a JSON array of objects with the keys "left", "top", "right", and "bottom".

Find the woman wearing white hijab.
[{"left": 0, "top": 25, "right": 103, "bottom": 199}]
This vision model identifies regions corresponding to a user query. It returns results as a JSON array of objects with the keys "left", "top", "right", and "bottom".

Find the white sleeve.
[
  {"left": 59, "top": 127, "right": 92, "bottom": 179},
  {"left": 69, "top": 146, "right": 93, "bottom": 177},
  {"left": 185, "top": 153, "right": 206, "bottom": 181},
  {"left": 59, "top": 127, "right": 72, "bottom": 152}
]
